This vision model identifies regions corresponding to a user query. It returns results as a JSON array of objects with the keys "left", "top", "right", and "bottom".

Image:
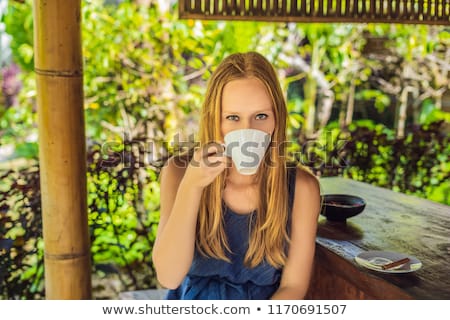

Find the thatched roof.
[{"left": 179, "top": 0, "right": 450, "bottom": 25}]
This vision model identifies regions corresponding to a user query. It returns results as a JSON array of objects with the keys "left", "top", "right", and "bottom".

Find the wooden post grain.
[{"left": 34, "top": 0, "right": 91, "bottom": 299}]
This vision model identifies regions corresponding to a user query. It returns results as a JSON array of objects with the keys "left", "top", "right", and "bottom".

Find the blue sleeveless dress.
[{"left": 165, "top": 169, "right": 296, "bottom": 300}]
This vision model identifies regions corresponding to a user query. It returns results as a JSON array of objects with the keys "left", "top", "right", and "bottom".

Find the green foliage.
[
  {"left": 1, "top": 1, "right": 38, "bottom": 156},
  {"left": 1, "top": 0, "right": 34, "bottom": 71},
  {"left": 419, "top": 99, "right": 450, "bottom": 125},
  {"left": 0, "top": 165, "right": 44, "bottom": 299},
  {"left": 356, "top": 89, "right": 391, "bottom": 113},
  {"left": 344, "top": 121, "right": 449, "bottom": 204},
  {"left": 2, "top": 0, "right": 450, "bottom": 299},
  {"left": 14, "top": 141, "right": 38, "bottom": 159},
  {"left": 0, "top": 70, "right": 37, "bottom": 158},
  {"left": 82, "top": 0, "right": 232, "bottom": 141},
  {"left": 87, "top": 143, "right": 161, "bottom": 292},
  {"left": 291, "top": 120, "right": 449, "bottom": 205}
]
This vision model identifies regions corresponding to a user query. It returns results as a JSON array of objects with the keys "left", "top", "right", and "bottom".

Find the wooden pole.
[{"left": 34, "top": 0, "right": 91, "bottom": 299}]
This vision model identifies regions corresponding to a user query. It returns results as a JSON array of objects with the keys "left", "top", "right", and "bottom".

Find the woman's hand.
[{"left": 183, "top": 142, "right": 230, "bottom": 189}]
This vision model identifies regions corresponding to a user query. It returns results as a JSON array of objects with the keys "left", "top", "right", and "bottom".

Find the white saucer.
[{"left": 355, "top": 250, "right": 422, "bottom": 273}]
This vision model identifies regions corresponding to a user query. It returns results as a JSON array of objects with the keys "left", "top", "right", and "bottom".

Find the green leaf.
[{"left": 15, "top": 142, "right": 38, "bottom": 159}]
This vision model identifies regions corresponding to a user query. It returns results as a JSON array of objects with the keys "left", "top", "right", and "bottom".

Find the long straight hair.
[{"left": 197, "top": 52, "right": 289, "bottom": 268}]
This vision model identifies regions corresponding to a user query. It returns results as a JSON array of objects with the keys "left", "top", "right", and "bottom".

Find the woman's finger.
[
  {"left": 205, "top": 155, "right": 228, "bottom": 167},
  {"left": 204, "top": 142, "right": 225, "bottom": 157}
]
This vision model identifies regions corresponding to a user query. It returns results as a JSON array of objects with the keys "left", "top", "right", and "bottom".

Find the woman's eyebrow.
[
  {"left": 222, "top": 110, "right": 241, "bottom": 114},
  {"left": 222, "top": 108, "right": 273, "bottom": 114}
]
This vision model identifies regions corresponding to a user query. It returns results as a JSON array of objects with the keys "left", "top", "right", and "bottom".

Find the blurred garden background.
[{"left": 0, "top": 0, "right": 449, "bottom": 299}]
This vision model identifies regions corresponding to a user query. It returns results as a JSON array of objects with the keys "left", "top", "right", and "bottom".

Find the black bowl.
[{"left": 320, "top": 194, "right": 366, "bottom": 222}]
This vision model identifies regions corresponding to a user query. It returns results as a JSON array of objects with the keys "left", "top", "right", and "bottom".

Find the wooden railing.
[{"left": 179, "top": 0, "right": 450, "bottom": 25}]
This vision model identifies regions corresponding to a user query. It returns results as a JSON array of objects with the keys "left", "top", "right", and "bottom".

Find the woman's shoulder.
[
  {"left": 292, "top": 164, "right": 320, "bottom": 195},
  {"left": 290, "top": 164, "right": 321, "bottom": 220}
]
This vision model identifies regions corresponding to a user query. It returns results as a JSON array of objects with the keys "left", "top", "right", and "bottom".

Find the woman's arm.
[
  {"left": 151, "top": 157, "right": 202, "bottom": 289},
  {"left": 271, "top": 167, "right": 320, "bottom": 300},
  {"left": 152, "top": 144, "right": 229, "bottom": 289}
]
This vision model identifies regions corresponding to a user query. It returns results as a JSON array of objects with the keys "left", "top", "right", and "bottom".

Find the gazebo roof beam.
[{"left": 179, "top": 0, "right": 450, "bottom": 25}]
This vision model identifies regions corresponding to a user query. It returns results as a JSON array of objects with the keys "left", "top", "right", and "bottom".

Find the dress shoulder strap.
[{"left": 287, "top": 166, "right": 297, "bottom": 214}]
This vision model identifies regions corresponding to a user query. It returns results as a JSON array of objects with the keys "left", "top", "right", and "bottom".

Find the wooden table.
[{"left": 306, "top": 177, "right": 450, "bottom": 299}]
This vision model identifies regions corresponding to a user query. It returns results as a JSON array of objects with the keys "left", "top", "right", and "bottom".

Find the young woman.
[{"left": 152, "top": 52, "right": 320, "bottom": 299}]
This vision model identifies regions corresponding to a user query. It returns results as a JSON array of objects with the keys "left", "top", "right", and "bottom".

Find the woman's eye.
[
  {"left": 226, "top": 115, "right": 239, "bottom": 121},
  {"left": 255, "top": 113, "right": 268, "bottom": 120}
]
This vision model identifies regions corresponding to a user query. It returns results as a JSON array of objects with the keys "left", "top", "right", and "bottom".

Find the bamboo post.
[{"left": 33, "top": 0, "right": 91, "bottom": 299}]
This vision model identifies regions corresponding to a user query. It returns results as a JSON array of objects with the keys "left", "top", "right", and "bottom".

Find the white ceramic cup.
[{"left": 223, "top": 129, "right": 271, "bottom": 175}]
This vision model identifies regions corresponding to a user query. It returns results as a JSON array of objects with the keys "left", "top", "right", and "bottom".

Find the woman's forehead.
[{"left": 221, "top": 78, "right": 273, "bottom": 112}]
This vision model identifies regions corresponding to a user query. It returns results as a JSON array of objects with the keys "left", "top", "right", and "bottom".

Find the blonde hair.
[{"left": 197, "top": 52, "right": 289, "bottom": 268}]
